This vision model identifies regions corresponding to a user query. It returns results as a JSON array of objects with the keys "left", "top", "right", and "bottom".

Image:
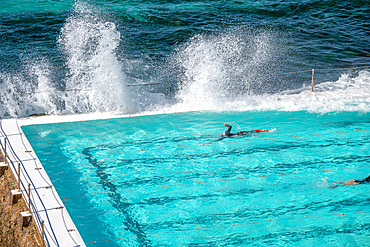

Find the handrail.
[
  {"left": 0, "top": 138, "right": 51, "bottom": 247},
  {"left": 0, "top": 125, "right": 59, "bottom": 246}
]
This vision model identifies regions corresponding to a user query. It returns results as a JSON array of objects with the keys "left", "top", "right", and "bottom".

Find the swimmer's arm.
[
  {"left": 210, "top": 137, "right": 225, "bottom": 143},
  {"left": 338, "top": 180, "right": 359, "bottom": 186},
  {"left": 254, "top": 129, "right": 270, "bottom": 133},
  {"left": 329, "top": 179, "right": 359, "bottom": 189}
]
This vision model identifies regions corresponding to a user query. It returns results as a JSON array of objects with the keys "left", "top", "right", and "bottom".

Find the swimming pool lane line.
[
  {"left": 0, "top": 118, "right": 86, "bottom": 247},
  {"left": 85, "top": 209, "right": 370, "bottom": 245},
  {"left": 51, "top": 137, "right": 370, "bottom": 190},
  {"left": 18, "top": 127, "right": 370, "bottom": 158},
  {"left": 42, "top": 128, "right": 368, "bottom": 172},
  {"left": 61, "top": 164, "right": 370, "bottom": 202},
  {"left": 82, "top": 146, "right": 152, "bottom": 246},
  {"left": 72, "top": 128, "right": 369, "bottom": 156},
  {"left": 59, "top": 138, "right": 370, "bottom": 200},
  {"left": 61, "top": 142, "right": 370, "bottom": 173},
  {"left": 37, "top": 142, "right": 370, "bottom": 182},
  {"left": 6, "top": 132, "right": 369, "bottom": 183}
]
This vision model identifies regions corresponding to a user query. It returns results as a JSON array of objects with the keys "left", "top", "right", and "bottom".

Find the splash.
[
  {"left": 171, "top": 29, "right": 277, "bottom": 110},
  {"left": 0, "top": 1, "right": 134, "bottom": 119},
  {"left": 158, "top": 28, "right": 370, "bottom": 114},
  {"left": 0, "top": 61, "right": 57, "bottom": 118},
  {"left": 58, "top": 2, "right": 134, "bottom": 114},
  {"left": 163, "top": 70, "right": 370, "bottom": 113},
  {"left": 272, "top": 71, "right": 370, "bottom": 112}
]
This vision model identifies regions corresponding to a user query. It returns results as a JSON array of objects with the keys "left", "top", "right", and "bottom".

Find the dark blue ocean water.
[{"left": 0, "top": 0, "right": 369, "bottom": 118}]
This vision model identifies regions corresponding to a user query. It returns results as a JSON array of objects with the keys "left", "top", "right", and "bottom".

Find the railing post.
[
  {"left": 4, "top": 138, "right": 7, "bottom": 165},
  {"left": 18, "top": 163, "right": 21, "bottom": 192},
  {"left": 311, "top": 69, "right": 315, "bottom": 92},
  {"left": 28, "top": 183, "right": 31, "bottom": 212},
  {"left": 0, "top": 138, "right": 8, "bottom": 176},
  {"left": 41, "top": 220, "right": 45, "bottom": 247},
  {"left": 248, "top": 74, "right": 251, "bottom": 96}
]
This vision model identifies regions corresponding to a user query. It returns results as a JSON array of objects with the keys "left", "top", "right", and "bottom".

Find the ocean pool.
[{"left": 22, "top": 110, "right": 370, "bottom": 246}]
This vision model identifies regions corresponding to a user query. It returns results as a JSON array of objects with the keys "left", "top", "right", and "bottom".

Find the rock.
[{"left": 0, "top": 170, "right": 40, "bottom": 247}]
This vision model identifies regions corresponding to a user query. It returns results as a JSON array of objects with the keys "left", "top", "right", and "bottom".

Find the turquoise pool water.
[{"left": 22, "top": 111, "right": 370, "bottom": 246}]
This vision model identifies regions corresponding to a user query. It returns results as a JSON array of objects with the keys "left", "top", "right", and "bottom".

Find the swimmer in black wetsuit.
[
  {"left": 355, "top": 175, "right": 370, "bottom": 184},
  {"left": 211, "top": 124, "right": 270, "bottom": 142},
  {"left": 330, "top": 175, "right": 370, "bottom": 189},
  {"left": 222, "top": 124, "right": 270, "bottom": 137}
]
